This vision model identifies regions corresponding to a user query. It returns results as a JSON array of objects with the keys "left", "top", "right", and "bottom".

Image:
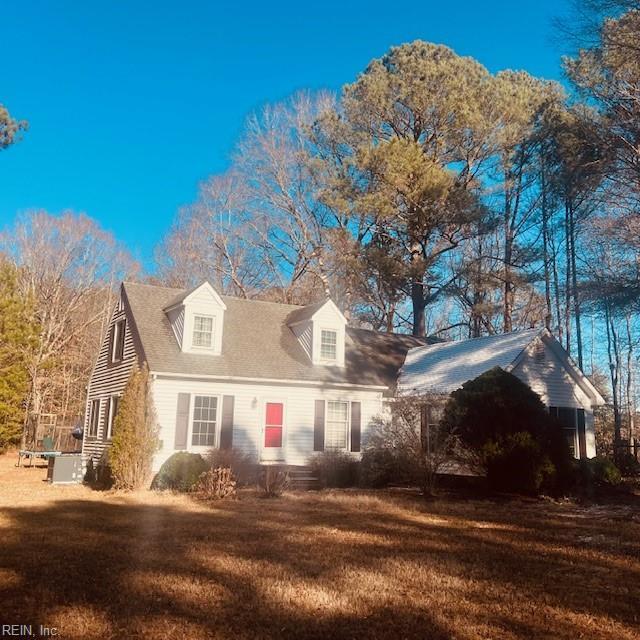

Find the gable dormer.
[
  {"left": 164, "top": 281, "right": 226, "bottom": 355},
  {"left": 287, "top": 298, "right": 347, "bottom": 367}
]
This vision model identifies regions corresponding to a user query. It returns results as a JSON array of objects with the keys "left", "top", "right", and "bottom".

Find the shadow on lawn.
[{"left": 0, "top": 493, "right": 639, "bottom": 639}]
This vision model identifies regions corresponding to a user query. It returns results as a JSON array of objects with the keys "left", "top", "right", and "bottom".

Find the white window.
[
  {"left": 104, "top": 396, "right": 120, "bottom": 440},
  {"left": 320, "top": 329, "right": 337, "bottom": 361},
  {"left": 192, "top": 395, "right": 218, "bottom": 447},
  {"left": 326, "top": 400, "right": 349, "bottom": 449},
  {"left": 110, "top": 319, "right": 126, "bottom": 363},
  {"left": 192, "top": 315, "right": 214, "bottom": 348},
  {"left": 88, "top": 399, "right": 100, "bottom": 437}
]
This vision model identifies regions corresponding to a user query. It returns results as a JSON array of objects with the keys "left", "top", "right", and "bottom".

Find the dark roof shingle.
[{"left": 123, "top": 281, "right": 432, "bottom": 393}]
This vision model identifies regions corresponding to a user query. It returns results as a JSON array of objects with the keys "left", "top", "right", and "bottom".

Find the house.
[
  {"left": 83, "top": 281, "right": 605, "bottom": 473},
  {"left": 82, "top": 281, "right": 429, "bottom": 471},
  {"left": 397, "top": 328, "right": 606, "bottom": 459}
]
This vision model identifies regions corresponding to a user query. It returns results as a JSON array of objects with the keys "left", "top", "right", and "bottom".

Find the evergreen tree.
[
  {"left": 109, "top": 363, "right": 159, "bottom": 490},
  {"left": 0, "top": 262, "right": 39, "bottom": 449}
]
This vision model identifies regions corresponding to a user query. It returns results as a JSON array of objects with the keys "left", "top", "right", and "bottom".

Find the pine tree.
[
  {"left": 109, "top": 363, "right": 159, "bottom": 490},
  {"left": 0, "top": 262, "right": 39, "bottom": 450}
]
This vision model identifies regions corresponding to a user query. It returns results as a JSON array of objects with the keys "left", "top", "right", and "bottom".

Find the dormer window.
[
  {"left": 110, "top": 319, "right": 126, "bottom": 364},
  {"left": 193, "top": 315, "right": 214, "bottom": 349},
  {"left": 320, "top": 329, "right": 337, "bottom": 361}
]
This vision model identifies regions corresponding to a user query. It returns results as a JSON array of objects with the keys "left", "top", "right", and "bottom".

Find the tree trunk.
[
  {"left": 605, "top": 300, "right": 622, "bottom": 454},
  {"left": 626, "top": 314, "right": 635, "bottom": 452},
  {"left": 564, "top": 202, "right": 572, "bottom": 354},
  {"left": 541, "top": 159, "right": 553, "bottom": 332},
  {"left": 568, "top": 201, "right": 584, "bottom": 369},
  {"left": 410, "top": 237, "right": 426, "bottom": 337}
]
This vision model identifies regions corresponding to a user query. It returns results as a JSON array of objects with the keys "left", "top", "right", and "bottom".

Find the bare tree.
[{"left": 1, "top": 210, "right": 137, "bottom": 424}]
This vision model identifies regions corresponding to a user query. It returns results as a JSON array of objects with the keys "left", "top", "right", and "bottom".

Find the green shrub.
[
  {"left": 309, "top": 450, "right": 360, "bottom": 488},
  {"left": 586, "top": 457, "right": 622, "bottom": 486},
  {"left": 207, "top": 448, "right": 258, "bottom": 486},
  {"left": 440, "top": 367, "right": 573, "bottom": 495},
  {"left": 110, "top": 364, "right": 159, "bottom": 490},
  {"left": 95, "top": 451, "right": 114, "bottom": 489},
  {"left": 151, "top": 452, "right": 208, "bottom": 492},
  {"left": 483, "top": 432, "right": 556, "bottom": 495}
]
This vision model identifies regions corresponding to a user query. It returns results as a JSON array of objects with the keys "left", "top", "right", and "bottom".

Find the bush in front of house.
[
  {"left": 195, "top": 467, "right": 237, "bottom": 499},
  {"left": 310, "top": 450, "right": 360, "bottom": 488},
  {"left": 259, "top": 465, "right": 290, "bottom": 497},
  {"left": 109, "top": 363, "right": 159, "bottom": 490},
  {"left": 151, "top": 452, "right": 208, "bottom": 492},
  {"left": 360, "top": 398, "right": 457, "bottom": 494},
  {"left": 440, "top": 367, "right": 573, "bottom": 495},
  {"left": 207, "top": 448, "right": 259, "bottom": 486},
  {"left": 575, "top": 456, "right": 622, "bottom": 489},
  {"left": 616, "top": 452, "right": 640, "bottom": 477}
]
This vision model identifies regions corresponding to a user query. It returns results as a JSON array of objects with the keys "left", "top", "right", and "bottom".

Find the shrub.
[
  {"left": 207, "top": 448, "right": 258, "bottom": 486},
  {"left": 195, "top": 467, "right": 237, "bottom": 499},
  {"left": 440, "top": 367, "right": 573, "bottom": 495},
  {"left": 483, "top": 432, "right": 555, "bottom": 495},
  {"left": 360, "top": 447, "right": 405, "bottom": 488},
  {"left": 616, "top": 452, "right": 640, "bottom": 477},
  {"left": 110, "top": 364, "right": 159, "bottom": 490},
  {"left": 259, "top": 466, "right": 289, "bottom": 497},
  {"left": 95, "top": 451, "right": 114, "bottom": 489},
  {"left": 151, "top": 452, "right": 208, "bottom": 492},
  {"left": 589, "top": 457, "right": 622, "bottom": 486},
  {"left": 310, "top": 450, "right": 360, "bottom": 488},
  {"left": 360, "top": 397, "right": 456, "bottom": 494}
]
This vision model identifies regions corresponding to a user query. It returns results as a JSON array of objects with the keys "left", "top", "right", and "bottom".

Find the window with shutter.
[
  {"left": 326, "top": 401, "right": 349, "bottom": 449},
  {"left": 191, "top": 395, "right": 218, "bottom": 446}
]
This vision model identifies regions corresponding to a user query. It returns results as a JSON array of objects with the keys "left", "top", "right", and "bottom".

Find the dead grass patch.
[{"left": 0, "top": 452, "right": 639, "bottom": 639}]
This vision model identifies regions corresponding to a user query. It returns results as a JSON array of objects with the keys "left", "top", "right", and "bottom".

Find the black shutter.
[
  {"left": 577, "top": 408, "right": 587, "bottom": 459},
  {"left": 350, "top": 402, "right": 361, "bottom": 452},
  {"left": 220, "top": 396, "right": 234, "bottom": 450},
  {"left": 314, "top": 400, "right": 325, "bottom": 451},
  {"left": 174, "top": 393, "right": 190, "bottom": 450},
  {"left": 549, "top": 406, "right": 558, "bottom": 419}
]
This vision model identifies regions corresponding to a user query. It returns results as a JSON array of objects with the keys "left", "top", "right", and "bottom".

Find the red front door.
[{"left": 262, "top": 402, "right": 284, "bottom": 461}]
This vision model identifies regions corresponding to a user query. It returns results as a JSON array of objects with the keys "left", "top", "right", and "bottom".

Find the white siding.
[
  {"left": 82, "top": 298, "right": 140, "bottom": 465},
  {"left": 512, "top": 339, "right": 596, "bottom": 457},
  {"left": 151, "top": 376, "right": 384, "bottom": 471}
]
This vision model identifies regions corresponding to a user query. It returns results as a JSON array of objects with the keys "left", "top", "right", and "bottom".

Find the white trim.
[
  {"left": 260, "top": 398, "right": 287, "bottom": 462},
  {"left": 105, "top": 395, "right": 120, "bottom": 440},
  {"left": 110, "top": 319, "right": 126, "bottom": 363},
  {"left": 319, "top": 327, "right": 338, "bottom": 363},
  {"left": 151, "top": 371, "right": 388, "bottom": 391}
]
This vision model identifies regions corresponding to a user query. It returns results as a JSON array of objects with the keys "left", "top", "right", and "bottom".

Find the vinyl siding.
[
  {"left": 82, "top": 298, "right": 140, "bottom": 465},
  {"left": 166, "top": 305, "right": 184, "bottom": 348},
  {"left": 151, "top": 375, "right": 384, "bottom": 471},
  {"left": 292, "top": 322, "right": 313, "bottom": 360},
  {"left": 511, "top": 339, "right": 596, "bottom": 457}
]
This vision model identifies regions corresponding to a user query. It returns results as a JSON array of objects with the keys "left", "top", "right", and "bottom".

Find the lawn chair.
[{"left": 17, "top": 436, "right": 62, "bottom": 468}]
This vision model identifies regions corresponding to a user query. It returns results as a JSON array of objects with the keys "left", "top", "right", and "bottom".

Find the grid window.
[
  {"left": 193, "top": 315, "right": 214, "bottom": 348},
  {"left": 320, "top": 329, "right": 337, "bottom": 361},
  {"left": 326, "top": 400, "right": 348, "bottom": 449},
  {"left": 191, "top": 395, "right": 218, "bottom": 447},
  {"left": 105, "top": 396, "right": 120, "bottom": 439}
]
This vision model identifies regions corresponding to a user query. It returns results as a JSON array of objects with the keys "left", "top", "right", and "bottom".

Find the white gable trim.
[
  {"left": 287, "top": 299, "right": 347, "bottom": 326},
  {"left": 150, "top": 370, "right": 388, "bottom": 391}
]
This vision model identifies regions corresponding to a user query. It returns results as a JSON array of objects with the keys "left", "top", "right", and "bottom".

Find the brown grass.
[{"left": 1, "top": 452, "right": 639, "bottom": 639}]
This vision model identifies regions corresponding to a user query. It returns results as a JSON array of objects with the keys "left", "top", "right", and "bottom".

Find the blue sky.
[{"left": 1, "top": 0, "right": 570, "bottom": 269}]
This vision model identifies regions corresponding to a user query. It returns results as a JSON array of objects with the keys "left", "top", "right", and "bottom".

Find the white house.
[
  {"left": 83, "top": 281, "right": 605, "bottom": 473},
  {"left": 397, "top": 329, "right": 606, "bottom": 459},
  {"left": 82, "top": 281, "right": 427, "bottom": 471}
]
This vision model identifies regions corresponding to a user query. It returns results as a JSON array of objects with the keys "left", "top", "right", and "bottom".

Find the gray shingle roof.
[
  {"left": 398, "top": 328, "right": 543, "bottom": 395},
  {"left": 123, "top": 281, "right": 432, "bottom": 393}
]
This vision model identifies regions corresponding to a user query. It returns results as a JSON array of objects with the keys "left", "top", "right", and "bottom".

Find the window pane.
[
  {"left": 265, "top": 402, "right": 283, "bottom": 426},
  {"left": 326, "top": 401, "right": 348, "bottom": 449},
  {"left": 321, "top": 330, "right": 337, "bottom": 360},
  {"left": 193, "top": 316, "right": 213, "bottom": 347},
  {"left": 191, "top": 396, "right": 217, "bottom": 446}
]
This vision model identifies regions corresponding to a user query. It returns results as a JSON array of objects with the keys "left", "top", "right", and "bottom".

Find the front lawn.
[{"left": 0, "top": 453, "right": 638, "bottom": 639}]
